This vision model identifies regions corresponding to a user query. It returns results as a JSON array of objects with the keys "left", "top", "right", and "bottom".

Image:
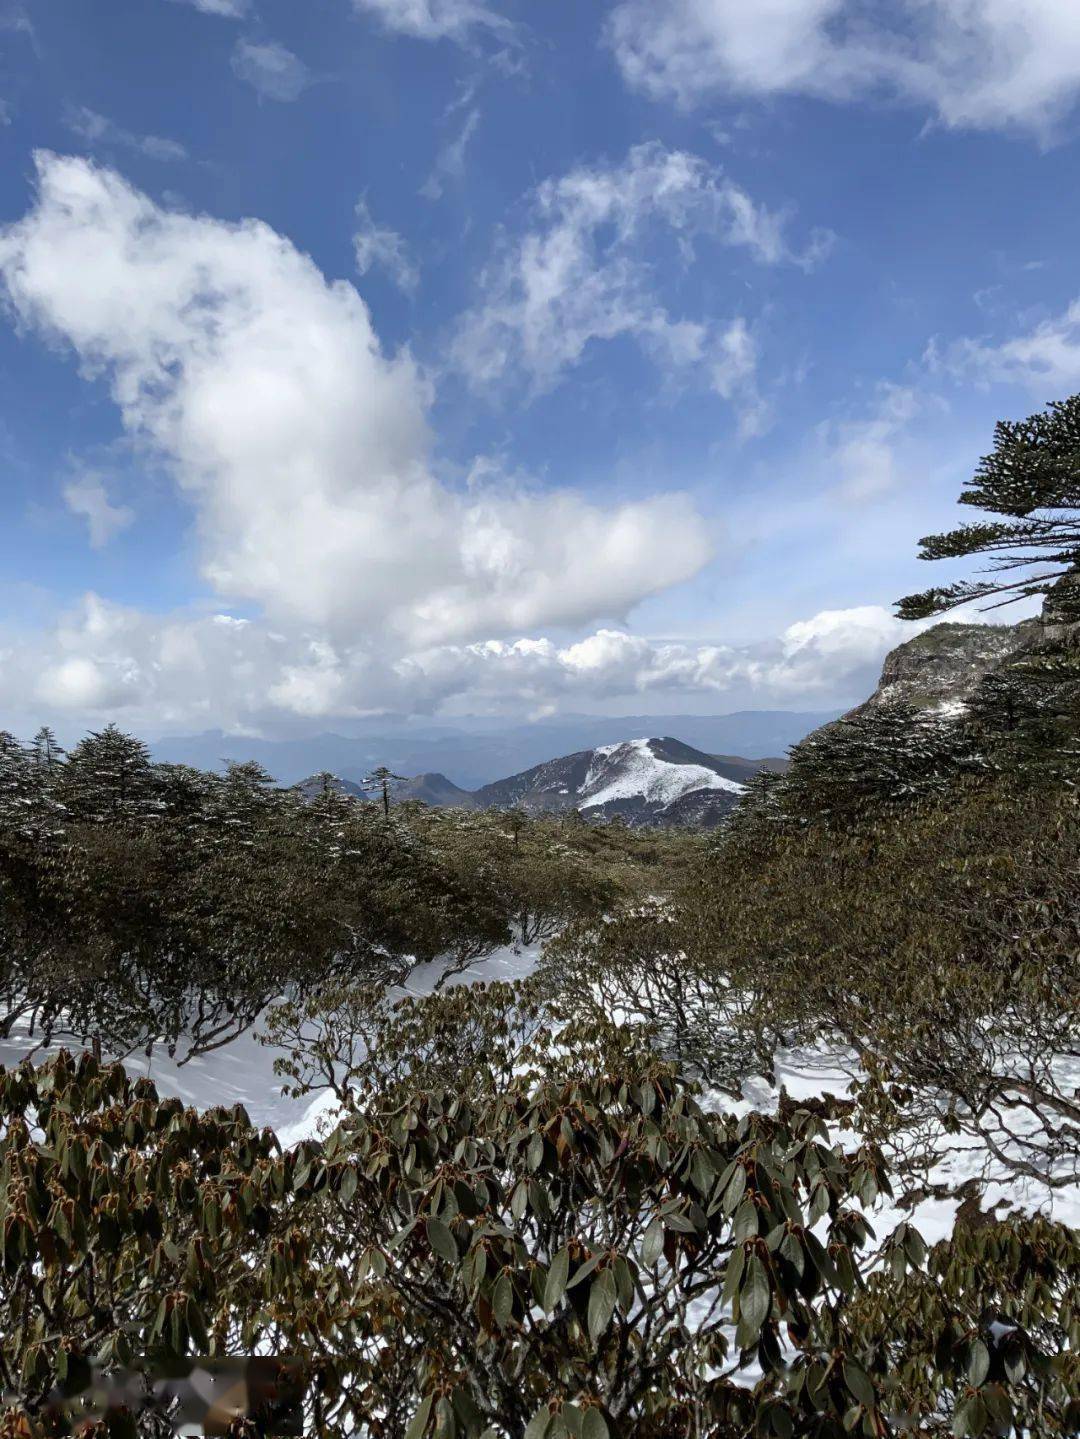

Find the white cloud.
[
  {"left": 0, "top": 153, "right": 709, "bottom": 662},
  {"left": 934, "top": 297, "right": 1080, "bottom": 394},
  {"left": 820, "top": 384, "right": 922, "bottom": 502},
  {"left": 1, "top": 595, "right": 946, "bottom": 732},
  {"left": 350, "top": 0, "right": 513, "bottom": 44},
  {"left": 605, "top": 0, "right": 1080, "bottom": 137},
  {"left": 231, "top": 39, "right": 312, "bottom": 102},
  {"left": 65, "top": 106, "right": 188, "bottom": 163},
  {"left": 420, "top": 105, "right": 481, "bottom": 199},
  {"left": 170, "top": 0, "right": 249, "bottom": 16},
  {"left": 353, "top": 197, "right": 419, "bottom": 292},
  {"left": 63, "top": 475, "right": 135, "bottom": 548},
  {"left": 451, "top": 141, "right": 825, "bottom": 421}
]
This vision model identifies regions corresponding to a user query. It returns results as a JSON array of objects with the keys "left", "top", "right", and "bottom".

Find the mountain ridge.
[
  {"left": 298, "top": 735, "right": 782, "bottom": 828},
  {"left": 151, "top": 710, "right": 835, "bottom": 790}
]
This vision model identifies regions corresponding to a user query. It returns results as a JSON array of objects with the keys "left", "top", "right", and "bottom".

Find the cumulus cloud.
[
  {"left": 65, "top": 106, "right": 188, "bottom": 163},
  {"left": 63, "top": 475, "right": 135, "bottom": 548},
  {"left": 231, "top": 39, "right": 313, "bottom": 101},
  {"left": 350, "top": 0, "right": 513, "bottom": 44},
  {"left": 605, "top": 0, "right": 1080, "bottom": 137},
  {"left": 451, "top": 141, "right": 827, "bottom": 424},
  {"left": 0, "top": 153, "right": 709, "bottom": 663},
  {"left": 932, "top": 298, "right": 1080, "bottom": 394},
  {"left": 0, "top": 595, "right": 943, "bottom": 733}
]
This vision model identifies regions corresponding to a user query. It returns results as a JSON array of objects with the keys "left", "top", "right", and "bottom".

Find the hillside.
[{"left": 301, "top": 735, "right": 775, "bottom": 828}]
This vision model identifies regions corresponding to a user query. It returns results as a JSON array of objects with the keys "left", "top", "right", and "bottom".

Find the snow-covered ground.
[
  {"left": 0, "top": 940, "right": 544, "bottom": 1148},
  {"left": 715, "top": 1041, "right": 1080, "bottom": 1247},
  {"left": 2, "top": 939, "right": 1075, "bottom": 1241}
]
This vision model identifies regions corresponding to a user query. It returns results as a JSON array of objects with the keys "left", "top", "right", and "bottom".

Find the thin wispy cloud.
[
  {"left": 930, "top": 298, "right": 1080, "bottom": 395},
  {"left": 353, "top": 197, "right": 419, "bottom": 293},
  {"left": 231, "top": 39, "right": 313, "bottom": 102},
  {"left": 451, "top": 141, "right": 827, "bottom": 432},
  {"left": 65, "top": 106, "right": 188, "bottom": 163},
  {"left": 350, "top": 0, "right": 515, "bottom": 46},
  {"left": 420, "top": 105, "right": 481, "bottom": 199},
  {"left": 63, "top": 474, "right": 135, "bottom": 549},
  {"left": 170, "top": 0, "right": 249, "bottom": 17}
]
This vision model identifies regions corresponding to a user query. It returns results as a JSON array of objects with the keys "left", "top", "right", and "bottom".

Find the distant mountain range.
[
  {"left": 299, "top": 736, "right": 787, "bottom": 829},
  {"left": 151, "top": 709, "right": 835, "bottom": 790}
]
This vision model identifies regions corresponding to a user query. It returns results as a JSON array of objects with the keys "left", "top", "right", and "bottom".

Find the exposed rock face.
[{"left": 847, "top": 621, "right": 1031, "bottom": 718}]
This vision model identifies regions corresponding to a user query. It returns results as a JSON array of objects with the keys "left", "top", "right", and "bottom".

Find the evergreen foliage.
[
  {"left": 898, "top": 393, "right": 1080, "bottom": 620},
  {"left": 3, "top": 1023, "right": 1077, "bottom": 1438},
  {"left": 4, "top": 380, "right": 1080, "bottom": 1438}
]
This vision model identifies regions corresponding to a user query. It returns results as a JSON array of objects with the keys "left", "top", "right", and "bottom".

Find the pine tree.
[
  {"left": 966, "top": 643, "right": 1080, "bottom": 776},
  {"left": 208, "top": 760, "right": 281, "bottom": 842},
  {"left": 897, "top": 393, "right": 1080, "bottom": 621},
  {"left": 30, "top": 726, "right": 65, "bottom": 770},
  {"left": 61, "top": 725, "right": 160, "bottom": 824},
  {"left": 363, "top": 765, "right": 406, "bottom": 820},
  {"left": 726, "top": 767, "right": 787, "bottom": 840},
  {"left": 0, "top": 732, "right": 33, "bottom": 833},
  {"left": 780, "top": 704, "right": 983, "bottom": 820}
]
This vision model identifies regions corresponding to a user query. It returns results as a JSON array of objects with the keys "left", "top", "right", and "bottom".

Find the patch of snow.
[
  {"left": 701, "top": 1042, "right": 1080, "bottom": 1245},
  {"left": 0, "top": 941, "right": 544, "bottom": 1144},
  {"left": 933, "top": 699, "right": 968, "bottom": 719},
  {"left": 580, "top": 738, "right": 744, "bottom": 810}
]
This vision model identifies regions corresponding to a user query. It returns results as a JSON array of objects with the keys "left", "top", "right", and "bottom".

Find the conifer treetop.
[{"left": 897, "top": 393, "right": 1080, "bottom": 621}]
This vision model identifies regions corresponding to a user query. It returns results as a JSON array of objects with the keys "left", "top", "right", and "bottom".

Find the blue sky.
[{"left": 0, "top": 0, "right": 1077, "bottom": 736}]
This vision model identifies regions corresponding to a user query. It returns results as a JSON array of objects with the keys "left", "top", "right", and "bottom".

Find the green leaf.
[
  {"left": 588, "top": 1268, "right": 617, "bottom": 1344},
  {"left": 185, "top": 1296, "right": 209, "bottom": 1351},
  {"left": 732, "top": 1198, "right": 759, "bottom": 1242},
  {"left": 641, "top": 1217, "right": 664, "bottom": 1267},
  {"left": 966, "top": 1338, "right": 990, "bottom": 1388},
  {"left": 951, "top": 1396, "right": 974, "bottom": 1438},
  {"left": 427, "top": 1217, "right": 457, "bottom": 1264},
  {"left": 581, "top": 1411, "right": 608, "bottom": 1439},
  {"left": 524, "top": 1409, "right": 551, "bottom": 1439},
  {"left": 338, "top": 1166, "right": 358, "bottom": 1204},
  {"left": 722, "top": 1162, "right": 747, "bottom": 1214},
  {"left": 435, "top": 1398, "right": 457, "bottom": 1438},
  {"left": 739, "top": 1253, "right": 770, "bottom": 1336},
  {"left": 721, "top": 1243, "right": 746, "bottom": 1308},
  {"left": 493, "top": 1270, "right": 514, "bottom": 1328},
  {"left": 405, "top": 1397, "right": 433, "bottom": 1439},
  {"left": 543, "top": 1246, "right": 570, "bottom": 1313},
  {"left": 843, "top": 1361, "right": 875, "bottom": 1410}
]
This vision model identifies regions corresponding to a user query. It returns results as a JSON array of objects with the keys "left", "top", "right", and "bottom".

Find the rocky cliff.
[{"left": 847, "top": 620, "right": 1033, "bottom": 718}]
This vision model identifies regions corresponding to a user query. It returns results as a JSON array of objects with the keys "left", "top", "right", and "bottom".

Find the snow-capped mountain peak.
[
  {"left": 578, "top": 738, "right": 745, "bottom": 811},
  {"left": 299, "top": 735, "right": 778, "bottom": 829}
]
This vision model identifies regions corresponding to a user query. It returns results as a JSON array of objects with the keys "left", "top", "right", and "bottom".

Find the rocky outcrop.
[{"left": 847, "top": 621, "right": 1031, "bottom": 718}]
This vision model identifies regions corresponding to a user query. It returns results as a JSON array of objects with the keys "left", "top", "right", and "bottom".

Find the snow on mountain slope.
[
  {"left": 579, "top": 738, "right": 745, "bottom": 810},
  {"left": 469, "top": 735, "right": 749, "bottom": 827},
  {"left": 297, "top": 736, "right": 759, "bottom": 829}
]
